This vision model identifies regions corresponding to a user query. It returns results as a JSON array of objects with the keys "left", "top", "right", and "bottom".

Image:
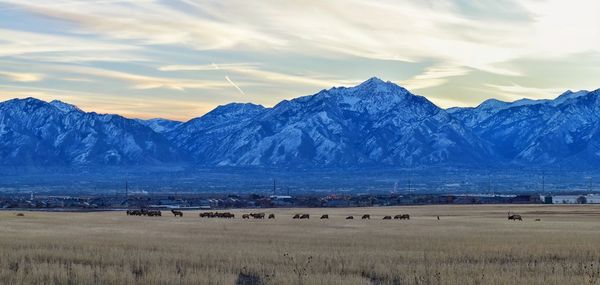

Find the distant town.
[{"left": 1, "top": 192, "right": 599, "bottom": 211}]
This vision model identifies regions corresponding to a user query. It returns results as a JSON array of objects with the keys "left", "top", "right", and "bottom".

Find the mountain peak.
[
  {"left": 553, "top": 90, "right": 590, "bottom": 105},
  {"left": 50, "top": 100, "right": 83, "bottom": 113},
  {"left": 356, "top": 77, "right": 389, "bottom": 88},
  {"left": 351, "top": 77, "right": 409, "bottom": 95},
  {"left": 362, "top": 76, "right": 386, "bottom": 84},
  {"left": 477, "top": 98, "right": 509, "bottom": 110}
]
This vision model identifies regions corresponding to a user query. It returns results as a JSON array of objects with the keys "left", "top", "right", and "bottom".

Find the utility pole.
[{"left": 542, "top": 171, "right": 545, "bottom": 193}]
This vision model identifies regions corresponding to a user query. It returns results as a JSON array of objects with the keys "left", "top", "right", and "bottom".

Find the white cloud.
[
  {"left": 0, "top": 0, "right": 599, "bottom": 118},
  {"left": 0, "top": 85, "right": 212, "bottom": 121},
  {"left": 50, "top": 65, "right": 233, "bottom": 91},
  {"left": 401, "top": 65, "right": 470, "bottom": 90},
  {"left": 8, "top": 0, "right": 598, "bottom": 77},
  {"left": 0, "top": 71, "right": 44, "bottom": 82},
  {"left": 159, "top": 63, "right": 259, "bottom": 72},
  {"left": 159, "top": 63, "right": 355, "bottom": 87},
  {"left": 485, "top": 83, "right": 565, "bottom": 101},
  {"left": 0, "top": 28, "right": 138, "bottom": 58}
]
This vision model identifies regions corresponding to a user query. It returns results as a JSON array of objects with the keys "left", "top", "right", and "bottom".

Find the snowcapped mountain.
[
  {"left": 170, "top": 77, "right": 494, "bottom": 167},
  {"left": 1, "top": 79, "right": 599, "bottom": 170},
  {"left": 449, "top": 89, "right": 600, "bottom": 166},
  {"left": 0, "top": 98, "right": 180, "bottom": 167}
]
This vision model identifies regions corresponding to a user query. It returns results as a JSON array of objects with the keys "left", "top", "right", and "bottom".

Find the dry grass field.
[{"left": 2, "top": 205, "right": 600, "bottom": 285}]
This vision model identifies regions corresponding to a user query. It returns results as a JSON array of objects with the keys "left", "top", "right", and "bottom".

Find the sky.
[{"left": 0, "top": 0, "right": 599, "bottom": 121}]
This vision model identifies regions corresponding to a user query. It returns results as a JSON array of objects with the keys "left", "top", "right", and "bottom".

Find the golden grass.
[{"left": 2, "top": 205, "right": 600, "bottom": 284}]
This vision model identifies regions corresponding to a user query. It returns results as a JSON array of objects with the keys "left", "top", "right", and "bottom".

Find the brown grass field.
[{"left": 2, "top": 205, "right": 600, "bottom": 284}]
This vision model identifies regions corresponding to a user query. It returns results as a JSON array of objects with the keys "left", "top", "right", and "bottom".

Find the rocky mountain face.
[
  {"left": 135, "top": 118, "right": 182, "bottom": 133},
  {"left": 449, "top": 89, "right": 600, "bottom": 166},
  {"left": 0, "top": 98, "right": 180, "bottom": 167},
  {"left": 169, "top": 77, "right": 493, "bottom": 167},
  {"left": 1, "top": 78, "right": 599, "bottom": 169}
]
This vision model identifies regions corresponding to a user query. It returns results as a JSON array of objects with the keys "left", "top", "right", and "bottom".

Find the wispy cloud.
[
  {"left": 159, "top": 63, "right": 259, "bottom": 72},
  {"left": 0, "top": 84, "right": 212, "bottom": 121},
  {"left": 401, "top": 65, "right": 470, "bottom": 91},
  {"left": 0, "top": 28, "right": 138, "bottom": 59},
  {"left": 50, "top": 65, "right": 232, "bottom": 91},
  {"left": 160, "top": 63, "right": 354, "bottom": 87},
  {"left": 0, "top": 0, "right": 599, "bottom": 119},
  {"left": 485, "top": 83, "right": 566, "bottom": 101},
  {"left": 0, "top": 71, "right": 44, "bottom": 82}
]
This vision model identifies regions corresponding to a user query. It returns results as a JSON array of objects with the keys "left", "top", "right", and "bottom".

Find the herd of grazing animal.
[
  {"left": 124, "top": 210, "right": 530, "bottom": 221},
  {"left": 199, "top": 212, "right": 235, "bottom": 218},
  {"left": 122, "top": 211, "right": 418, "bottom": 221},
  {"left": 126, "top": 209, "right": 162, "bottom": 216}
]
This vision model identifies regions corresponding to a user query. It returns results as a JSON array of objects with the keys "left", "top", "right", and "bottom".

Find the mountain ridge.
[{"left": 1, "top": 78, "right": 599, "bottom": 170}]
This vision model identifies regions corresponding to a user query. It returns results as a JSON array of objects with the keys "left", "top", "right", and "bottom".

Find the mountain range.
[{"left": 1, "top": 77, "right": 599, "bottom": 170}]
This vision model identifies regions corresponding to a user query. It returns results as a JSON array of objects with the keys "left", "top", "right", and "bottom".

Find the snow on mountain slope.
[
  {"left": 171, "top": 77, "right": 495, "bottom": 167},
  {"left": 135, "top": 118, "right": 182, "bottom": 133},
  {"left": 1, "top": 82, "right": 599, "bottom": 170},
  {"left": 0, "top": 98, "right": 180, "bottom": 166},
  {"left": 50, "top": 100, "right": 83, "bottom": 113},
  {"left": 450, "top": 89, "right": 600, "bottom": 165}
]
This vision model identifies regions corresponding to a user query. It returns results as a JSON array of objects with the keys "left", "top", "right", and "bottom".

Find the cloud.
[
  {"left": 1, "top": 0, "right": 599, "bottom": 118},
  {"left": 0, "top": 85, "right": 212, "bottom": 121},
  {"left": 0, "top": 71, "right": 44, "bottom": 82},
  {"left": 401, "top": 65, "right": 470, "bottom": 90},
  {"left": 50, "top": 65, "right": 233, "bottom": 91},
  {"left": 0, "top": 28, "right": 138, "bottom": 59},
  {"left": 159, "top": 63, "right": 259, "bottom": 72},
  {"left": 159, "top": 63, "right": 355, "bottom": 88},
  {"left": 485, "top": 83, "right": 565, "bottom": 101}
]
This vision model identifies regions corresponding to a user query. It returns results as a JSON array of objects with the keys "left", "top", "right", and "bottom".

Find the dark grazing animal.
[
  {"left": 346, "top": 216, "right": 354, "bottom": 220},
  {"left": 508, "top": 212, "right": 522, "bottom": 221},
  {"left": 361, "top": 214, "right": 370, "bottom": 220},
  {"left": 171, "top": 210, "right": 183, "bottom": 217},
  {"left": 535, "top": 218, "right": 541, "bottom": 222},
  {"left": 300, "top": 214, "right": 310, "bottom": 219},
  {"left": 293, "top": 214, "right": 301, "bottom": 219},
  {"left": 383, "top": 216, "right": 392, "bottom": 220},
  {"left": 126, "top": 210, "right": 136, "bottom": 216},
  {"left": 320, "top": 214, "right": 329, "bottom": 219},
  {"left": 268, "top": 213, "right": 275, "bottom": 219},
  {"left": 394, "top": 214, "right": 410, "bottom": 220},
  {"left": 242, "top": 214, "right": 250, "bottom": 219},
  {"left": 16, "top": 213, "right": 24, "bottom": 217},
  {"left": 250, "top": 213, "right": 265, "bottom": 219}
]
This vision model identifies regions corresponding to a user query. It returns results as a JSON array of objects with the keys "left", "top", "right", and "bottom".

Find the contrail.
[
  {"left": 225, "top": 76, "right": 245, "bottom": 96},
  {"left": 212, "top": 63, "right": 245, "bottom": 95}
]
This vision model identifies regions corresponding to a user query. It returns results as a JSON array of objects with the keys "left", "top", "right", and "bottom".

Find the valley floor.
[{"left": 2, "top": 205, "right": 600, "bottom": 284}]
